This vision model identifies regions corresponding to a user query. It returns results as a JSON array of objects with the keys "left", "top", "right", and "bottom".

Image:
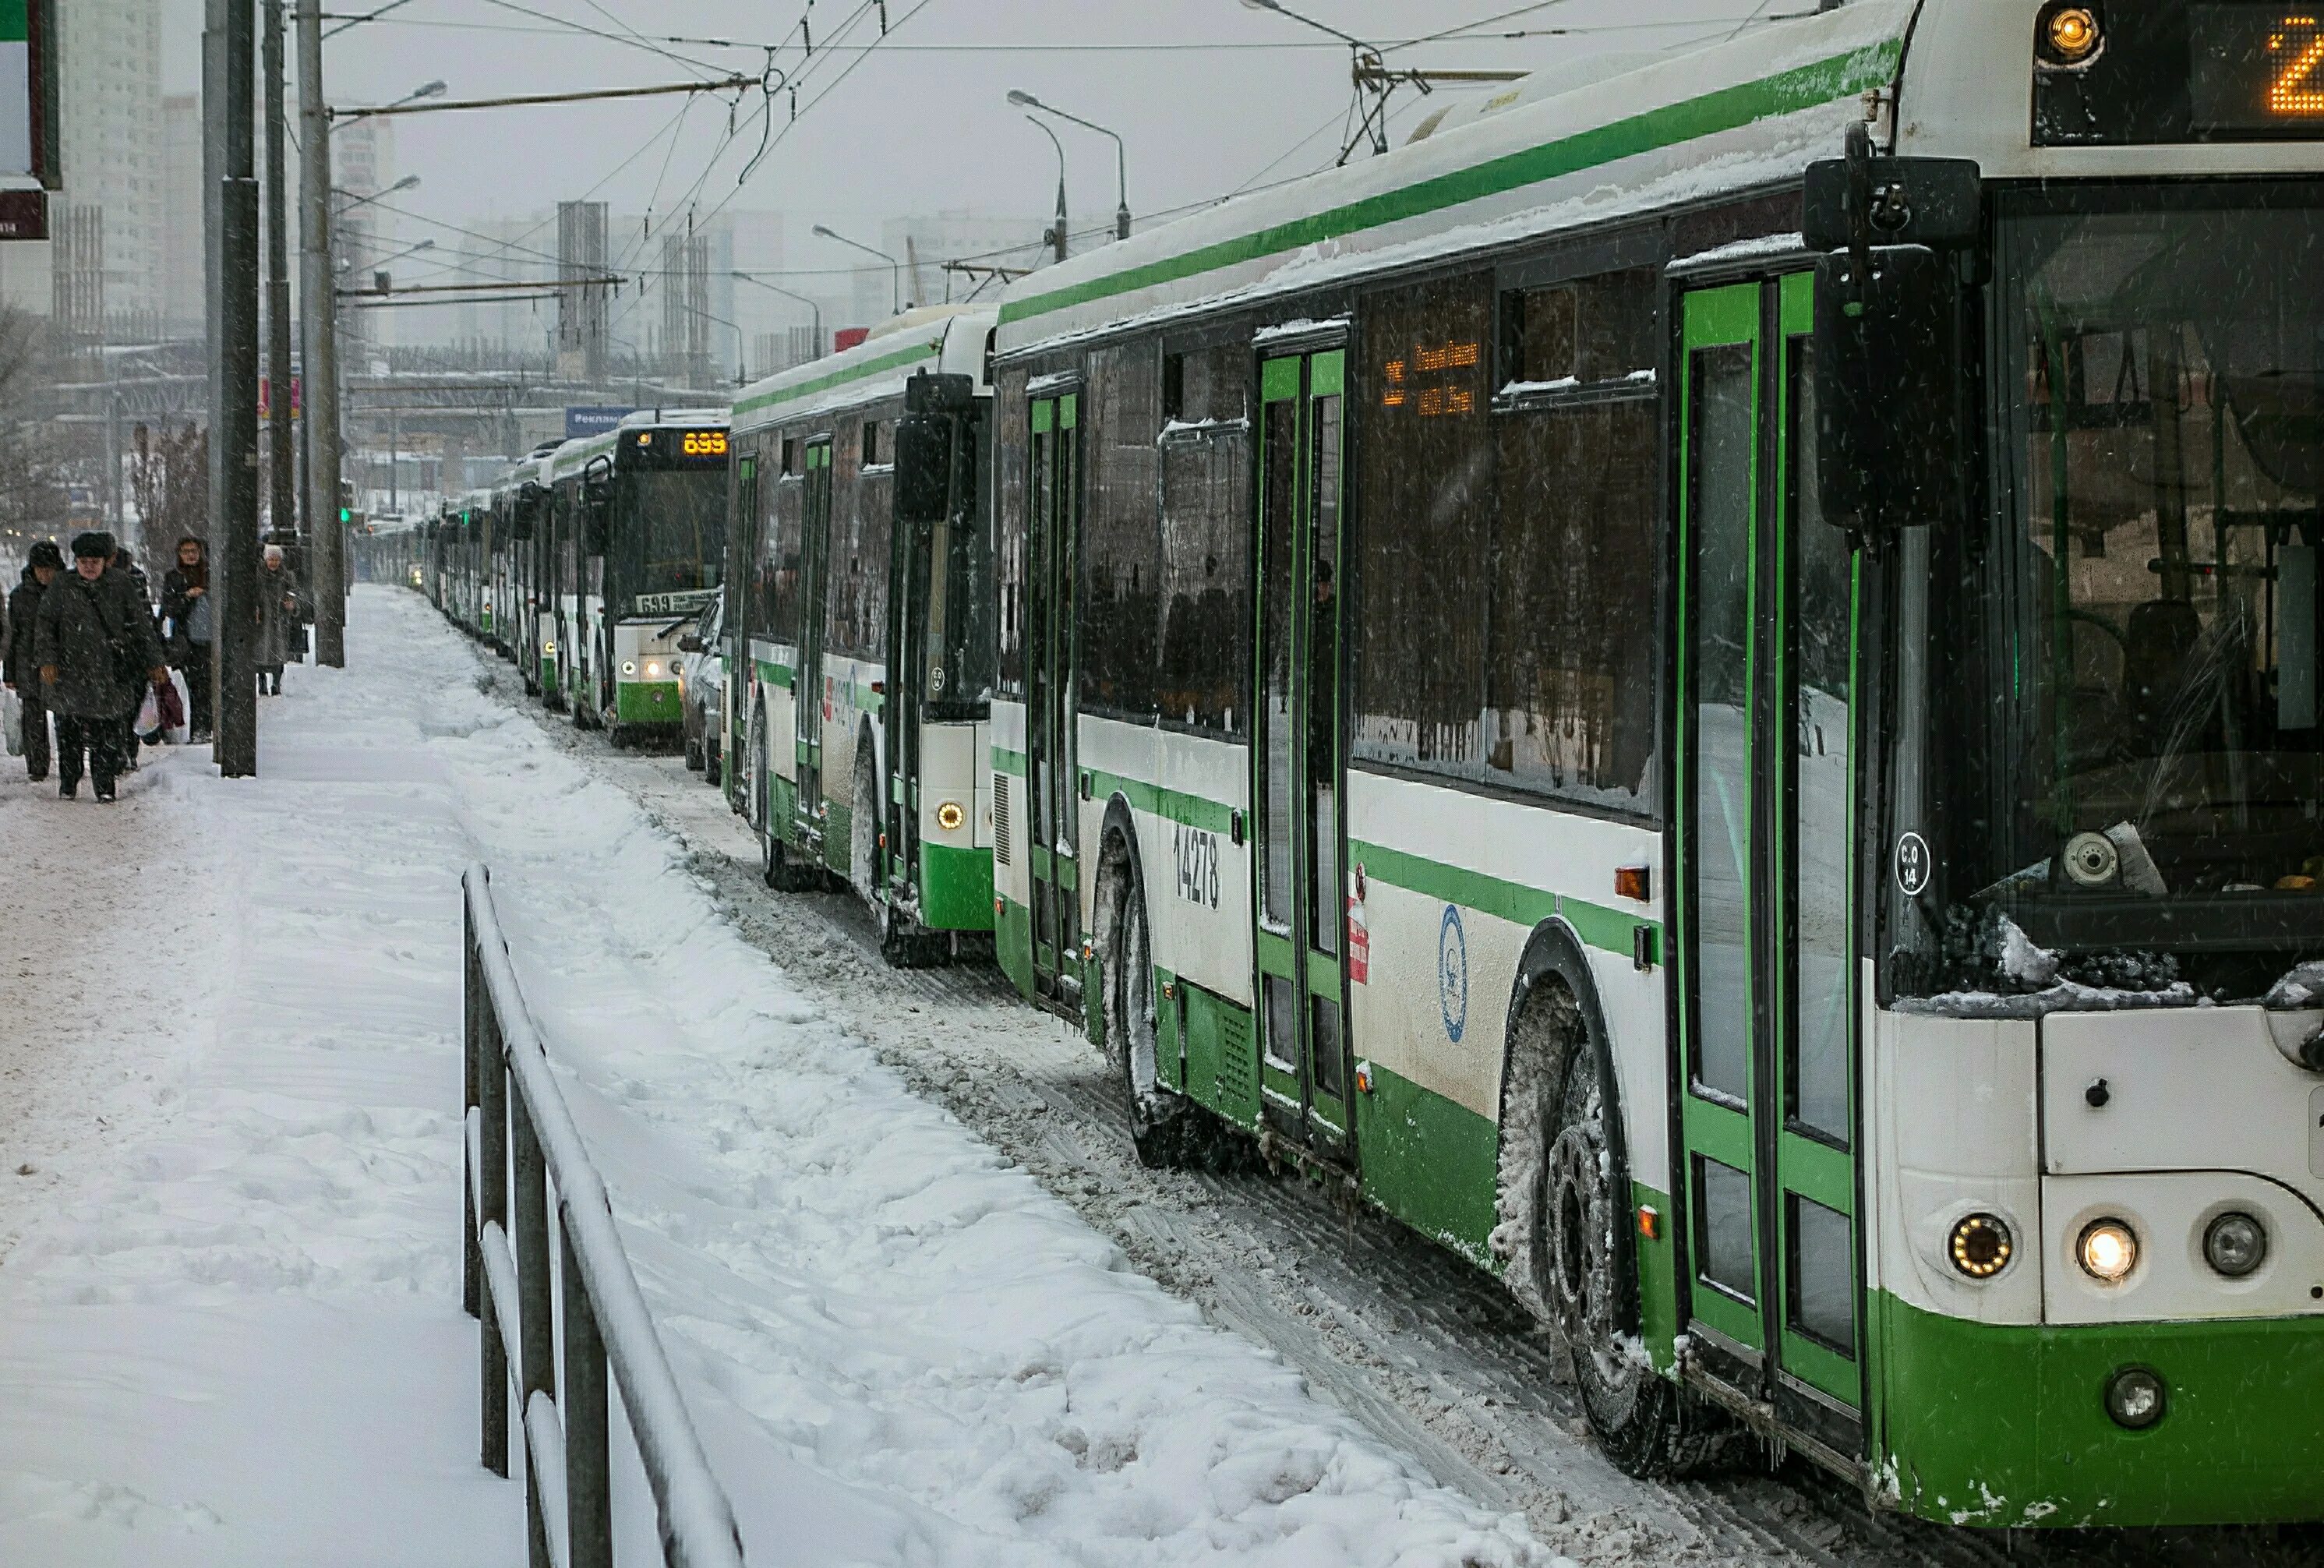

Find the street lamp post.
[
  {"left": 811, "top": 224, "right": 902, "bottom": 316},
  {"left": 1009, "top": 89, "right": 1130, "bottom": 242},
  {"left": 332, "top": 172, "right": 419, "bottom": 216},
  {"left": 337, "top": 236, "right": 436, "bottom": 284},
  {"left": 731, "top": 271, "right": 824, "bottom": 364},
  {"left": 1021, "top": 115, "right": 1068, "bottom": 264}
]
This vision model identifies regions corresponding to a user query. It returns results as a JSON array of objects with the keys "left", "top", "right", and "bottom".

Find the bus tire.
[
  {"left": 856, "top": 733, "right": 946, "bottom": 968},
  {"left": 1100, "top": 842, "right": 1196, "bottom": 1168},
  {"left": 1545, "top": 1030, "right": 1736, "bottom": 1479}
]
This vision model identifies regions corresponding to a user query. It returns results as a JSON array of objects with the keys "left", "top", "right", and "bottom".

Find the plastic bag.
[
  {"left": 161, "top": 672, "right": 189, "bottom": 744},
  {"left": 1, "top": 686, "right": 19, "bottom": 759},
  {"left": 135, "top": 686, "right": 161, "bottom": 740}
]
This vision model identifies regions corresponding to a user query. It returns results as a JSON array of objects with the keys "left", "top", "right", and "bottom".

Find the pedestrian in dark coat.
[
  {"left": 159, "top": 535, "right": 214, "bottom": 740},
  {"left": 3, "top": 540, "right": 61, "bottom": 779},
  {"left": 32, "top": 531, "right": 168, "bottom": 800},
  {"left": 256, "top": 543, "right": 302, "bottom": 696}
]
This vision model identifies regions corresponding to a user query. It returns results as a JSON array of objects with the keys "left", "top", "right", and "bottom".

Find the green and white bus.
[
  {"left": 541, "top": 410, "right": 730, "bottom": 745},
  {"left": 726, "top": 308, "right": 1000, "bottom": 966},
  {"left": 493, "top": 447, "right": 556, "bottom": 697},
  {"left": 982, "top": 0, "right": 2324, "bottom": 1527}
]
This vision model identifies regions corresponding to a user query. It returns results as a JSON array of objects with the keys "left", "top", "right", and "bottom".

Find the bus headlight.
[
  {"left": 1948, "top": 1213, "right": 2013, "bottom": 1280},
  {"left": 543, "top": 640, "right": 556, "bottom": 655},
  {"left": 621, "top": 659, "right": 638, "bottom": 676},
  {"left": 936, "top": 800, "right": 966, "bottom": 832},
  {"left": 2203, "top": 1212, "right": 2267, "bottom": 1279},
  {"left": 2078, "top": 1218, "right": 2139, "bottom": 1284},
  {"left": 646, "top": 662, "right": 663, "bottom": 679}
]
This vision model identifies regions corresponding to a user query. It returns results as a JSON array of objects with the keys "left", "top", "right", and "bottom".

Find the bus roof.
[
  {"left": 731, "top": 305, "right": 996, "bottom": 438},
  {"left": 991, "top": 0, "right": 1909, "bottom": 355}
]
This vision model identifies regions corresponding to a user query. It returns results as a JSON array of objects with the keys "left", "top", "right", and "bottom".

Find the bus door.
[
  {"left": 794, "top": 440, "right": 834, "bottom": 847},
  {"left": 886, "top": 457, "right": 931, "bottom": 906},
  {"left": 1252, "top": 348, "right": 1354, "bottom": 1160},
  {"left": 1026, "top": 390, "right": 1083, "bottom": 1006},
  {"left": 1674, "top": 272, "right": 1863, "bottom": 1454}
]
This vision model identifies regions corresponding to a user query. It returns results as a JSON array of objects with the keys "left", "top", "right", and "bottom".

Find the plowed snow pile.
[{"left": 0, "top": 587, "right": 1557, "bottom": 1568}]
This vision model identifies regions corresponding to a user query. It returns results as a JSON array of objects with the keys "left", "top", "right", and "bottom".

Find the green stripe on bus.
[
  {"left": 733, "top": 339, "right": 943, "bottom": 422},
  {"left": 754, "top": 659, "right": 794, "bottom": 688},
  {"left": 991, "top": 744, "right": 1026, "bottom": 775},
  {"left": 998, "top": 41, "right": 1898, "bottom": 330},
  {"left": 1350, "top": 837, "right": 1658, "bottom": 957},
  {"left": 1086, "top": 766, "right": 1234, "bottom": 836},
  {"left": 0, "top": 4, "right": 30, "bottom": 42}
]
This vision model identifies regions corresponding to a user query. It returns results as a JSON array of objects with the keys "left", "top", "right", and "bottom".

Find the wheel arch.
[{"left": 1499, "top": 916, "right": 1646, "bottom": 1335}]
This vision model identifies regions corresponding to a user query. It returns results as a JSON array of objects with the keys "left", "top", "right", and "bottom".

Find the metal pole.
[
  {"left": 462, "top": 916, "right": 482, "bottom": 1322},
  {"left": 298, "top": 0, "right": 346, "bottom": 666},
  {"left": 513, "top": 1094, "right": 554, "bottom": 1568},
  {"left": 476, "top": 992, "right": 510, "bottom": 1478},
  {"left": 561, "top": 1227, "right": 612, "bottom": 1568},
  {"left": 203, "top": 3, "right": 223, "bottom": 717},
  {"left": 217, "top": 0, "right": 261, "bottom": 778},
  {"left": 264, "top": 0, "right": 295, "bottom": 553},
  {"left": 105, "top": 391, "right": 122, "bottom": 542}
]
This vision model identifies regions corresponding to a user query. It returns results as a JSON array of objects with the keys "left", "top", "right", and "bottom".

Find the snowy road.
[
  {"left": 0, "top": 588, "right": 1553, "bottom": 1567},
  {"left": 3, "top": 588, "right": 2312, "bottom": 1568}
]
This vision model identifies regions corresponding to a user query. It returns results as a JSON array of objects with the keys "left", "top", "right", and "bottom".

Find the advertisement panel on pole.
[
  {"left": 0, "top": 0, "right": 58, "bottom": 240},
  {"left": 565, "top": 406, "right": 636, "bottom": 440}
]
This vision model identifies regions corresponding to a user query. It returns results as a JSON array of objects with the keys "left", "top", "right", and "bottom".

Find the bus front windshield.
[
  {"left": 623, "top": 468, "right": 726, "bottom": 600},
  {"left": 1904, "top": 187, "right": 2324, "bottom": 1001}
]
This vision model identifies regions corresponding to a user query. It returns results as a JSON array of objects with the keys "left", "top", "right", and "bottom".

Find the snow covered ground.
[{"left": 0, "top": 588, "right": 1556, "bottom": 1567}]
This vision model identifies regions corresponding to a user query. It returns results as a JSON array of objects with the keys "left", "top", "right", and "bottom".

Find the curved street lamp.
[
  {"left": 1008, "top": 88, "right": 1129, "bottom": 242},
  {"left": 811, "top": 224, "right": 902, "bottom": 316}
]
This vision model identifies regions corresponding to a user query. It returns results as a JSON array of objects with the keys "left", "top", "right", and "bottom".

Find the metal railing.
[{"left": 462, "top": 863, "right": 746, "bottom": 1568}]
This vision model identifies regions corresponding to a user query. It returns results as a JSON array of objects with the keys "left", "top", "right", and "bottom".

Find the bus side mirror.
[
  {"left": 894, "top": 412, "right": 954, "bottom": 525},
  {"left": 1814, "top": 245, "right": 1966, "bottom": 540},
  {"left": 677, "top": 633, "right": 705, "bottom": 655}
]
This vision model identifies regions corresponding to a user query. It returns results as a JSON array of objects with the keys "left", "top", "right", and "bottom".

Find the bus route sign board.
[{"left": 565, "top": 406, "right": 635, "bottom": 440}]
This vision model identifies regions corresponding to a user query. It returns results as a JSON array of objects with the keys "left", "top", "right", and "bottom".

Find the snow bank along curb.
[{"left": 404, "top": 587, "right": 1563, "bottom": 1566}]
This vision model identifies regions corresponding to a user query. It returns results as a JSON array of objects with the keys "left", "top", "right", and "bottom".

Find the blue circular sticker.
[{"left": 1438, "top": 904, "right": 1469, "bottom": 1044}]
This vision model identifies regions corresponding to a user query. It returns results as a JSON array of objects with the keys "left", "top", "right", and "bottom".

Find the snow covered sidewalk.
[{"left": 0, "top": 588, "right": 1555, "bottom": 1567}]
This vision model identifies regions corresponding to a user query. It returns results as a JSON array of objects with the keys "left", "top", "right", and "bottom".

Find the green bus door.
[
  {"left": 1026, "top": 392, "right": 1083, "bottom": 1007},
  {"left": 793, "top": 440, "right": 833, "bottom": 849},
  {"left": 1252, "top": 348, "right": 1354, "bottom": 1160},
  {"left": 1675, "top": 274, "right": 1863, "bottom": 1456}
]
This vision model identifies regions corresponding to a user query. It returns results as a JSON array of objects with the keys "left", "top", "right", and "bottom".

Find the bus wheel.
[
  {"left": 703, "top": 735, "right": 721, "bottom": 788},
  {"left": 1103, "top": 858, "right": 1196, "bottom": 1167},
  {"left": 1546, "top": 1043, "right": 1735, "bottom": 1478}
]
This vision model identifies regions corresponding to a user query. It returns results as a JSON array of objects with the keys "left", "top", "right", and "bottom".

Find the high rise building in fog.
[{"left": 58, "top": 0, "right": 167, "bottom": 329}]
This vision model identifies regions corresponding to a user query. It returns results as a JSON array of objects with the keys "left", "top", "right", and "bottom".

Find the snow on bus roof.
[
  {"left": 992, "top": 0, "right": 1909, "bottom": 355},
  {"left": 730, "top": 305, "right": 996, "bottom": 437}
]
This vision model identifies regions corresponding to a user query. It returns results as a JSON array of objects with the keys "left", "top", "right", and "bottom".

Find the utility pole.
[
  {"left": 208, "top": 0, "right": 261, "bottom": 777},
  {"left": 264, "top": 0, "right": 294, "bottom": 557},
  {"left": 298, "top": 0, "right": 346, "bottom": 666}
]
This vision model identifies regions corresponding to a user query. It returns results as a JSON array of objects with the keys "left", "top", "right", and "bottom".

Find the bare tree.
[
  {"left": 130, "top": 420, "right": 211, "bottom": 549},
  {"left": 0, "top": 307, "right": 70, "bottom": 574}
]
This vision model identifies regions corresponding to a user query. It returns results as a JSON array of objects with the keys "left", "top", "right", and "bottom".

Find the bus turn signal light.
[
  {"left": 2043, "top": 5, "right": 2102, "bottom": 65},
  {"left": 1615, "top": 866, "right": 1651, "bottom": 902},
  {"left": 1950, "top": 1213, "right": 2013, "bottom": 1279},
  {"left": 936, "top": 800, "right": 966, "bottom": 832}
]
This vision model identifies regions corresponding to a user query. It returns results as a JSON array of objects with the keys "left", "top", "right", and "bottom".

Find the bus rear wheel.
[
  {"left": 1545, "top": 1042, "right": 1735, "bottom": 1479},
  {"left": 1102, "top": 857, "right": 1197, "bottom": 1167}
]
